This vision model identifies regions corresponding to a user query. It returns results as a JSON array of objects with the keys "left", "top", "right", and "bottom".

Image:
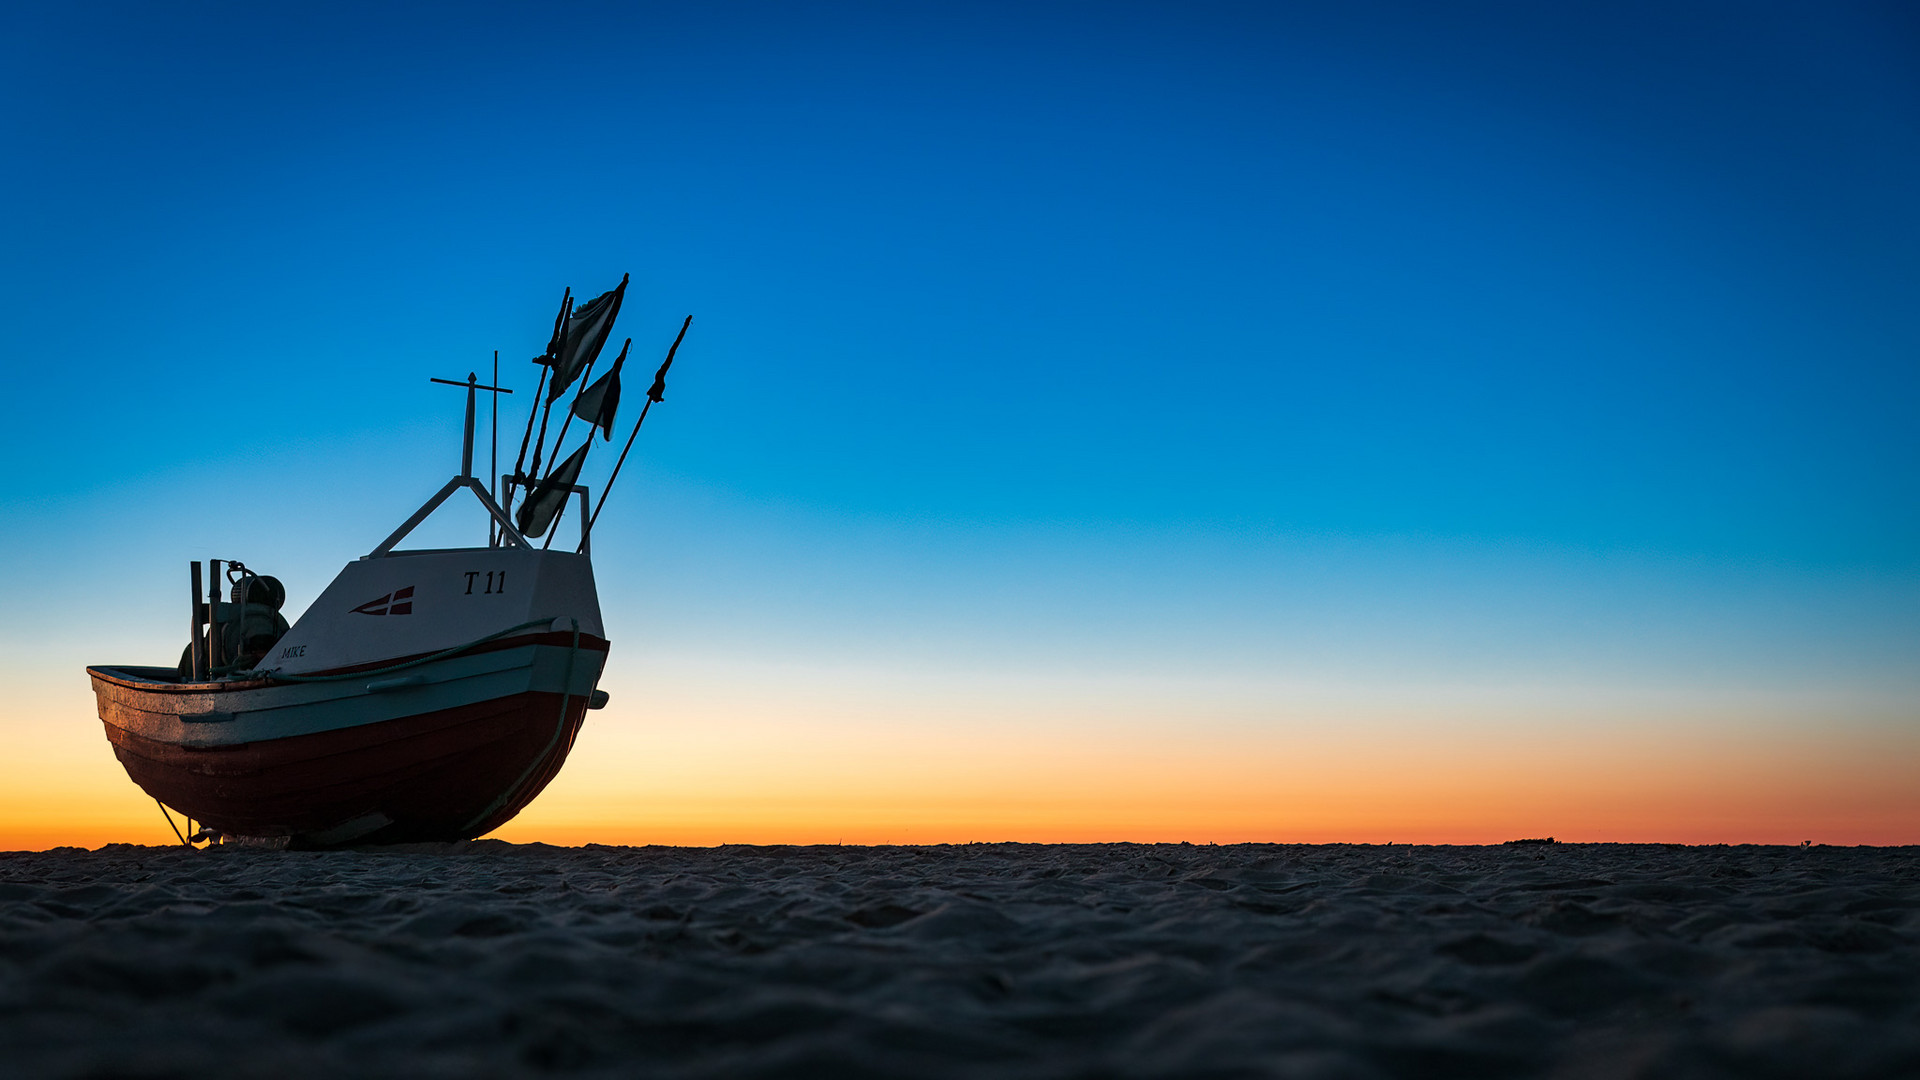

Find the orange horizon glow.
[{"left": 6, "top": 676, "right": 1913, "bottom": 852}]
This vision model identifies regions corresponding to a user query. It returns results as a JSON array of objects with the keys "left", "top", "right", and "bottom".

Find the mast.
[{"left": 431, "top": 375, "right": 516, "bottom": 545}]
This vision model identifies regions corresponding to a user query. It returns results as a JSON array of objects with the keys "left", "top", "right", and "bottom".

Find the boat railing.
[
  {"left": 498, "top": 474, "right": 593, "bottom": 556},
  {"left": 366, "top": 472, "right": 537, "bottom": 558}
]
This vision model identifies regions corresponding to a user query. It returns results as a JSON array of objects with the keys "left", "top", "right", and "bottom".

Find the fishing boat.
[{"left": 86, "top": 279, "right": 689, "bottom": 847}]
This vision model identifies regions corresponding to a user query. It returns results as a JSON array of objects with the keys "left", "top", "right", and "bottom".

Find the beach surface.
[{"left": 1, "top": 842, "right": 1913, "bottom": 1078}]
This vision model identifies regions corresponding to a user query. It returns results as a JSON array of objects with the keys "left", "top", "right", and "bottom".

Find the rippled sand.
[{"left": 1, "top": 842, "right": 1914, "bottom": 1078}]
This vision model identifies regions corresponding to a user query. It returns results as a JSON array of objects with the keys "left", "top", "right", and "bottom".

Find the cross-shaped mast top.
[{"left": 430, "top": 373, "right": 514, "bottom": 480}]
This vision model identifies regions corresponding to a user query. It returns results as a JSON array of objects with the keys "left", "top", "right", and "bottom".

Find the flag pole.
[
  {"left": 506, "top": 364, "right": 546, "bottom": 521},
  {"left": 533, "top": 274, "right": 624, "bottom": 483},
  {"left": 545, "top": 349, "right": 599, "bottom": 472},
  {"left": 577, "top": 400, "right": 651, "bottom": 550},
  {"left": 581, "top": 316, "right": 690, "bottom": 549},
  {"left": 512, "top": 288, "right": 570, "bottom": 516},
  {"left": 490, "top": 350, "right": 499, "bottom": 547},
  {"left": 529, "top": 354, "right": 605, "bottom": 551},
  {"left": 528, "top": 378, "right": 559, "bottom": 480}
]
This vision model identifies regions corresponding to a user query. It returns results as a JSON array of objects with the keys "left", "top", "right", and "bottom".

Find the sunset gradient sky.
[{"left": 2, "top": 2, "right": 1916, "bottom": 848}]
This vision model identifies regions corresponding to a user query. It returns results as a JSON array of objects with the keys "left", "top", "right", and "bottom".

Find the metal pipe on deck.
[
  {"left": 189, "top": 561, "right": 205, "bottom": 682},
  {"left": 207, "top": 560, "right": 224, "bottom": 673}
]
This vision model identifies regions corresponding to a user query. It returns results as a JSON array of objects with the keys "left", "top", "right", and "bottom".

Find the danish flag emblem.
[{"left": 351, "top": 586, "right": 414, "bottom": 616}]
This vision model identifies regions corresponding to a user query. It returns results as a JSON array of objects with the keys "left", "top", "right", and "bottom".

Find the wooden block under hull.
[{"left": 104, "top": 690, "right": 589, "bottom": 846}]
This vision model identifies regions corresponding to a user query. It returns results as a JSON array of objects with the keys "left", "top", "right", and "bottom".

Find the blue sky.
[
  {"left": 2, "top": 3, "right": 1916, "bottom": 842},
  {"left": 6, "top": 2, "right": 1916, "bottom": 561}
]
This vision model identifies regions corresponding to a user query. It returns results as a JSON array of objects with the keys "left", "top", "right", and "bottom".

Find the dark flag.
[
  {"left": 570, "top": 338, "right": 628, "bottom": 440},
  {"left": 649, "top": 315, "right": 691, "bottom": 403},
  {"left": 515, "top": 441, "right": 590, "bottom": 538},
  {"left": 548, "top": 274, "right": 628, "bottom": 402},
  {"left": 534, "top": 287, "right": 570, "bottom": 365}
]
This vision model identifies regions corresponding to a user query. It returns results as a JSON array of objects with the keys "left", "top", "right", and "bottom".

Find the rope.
[
  {"left": 460, "top": 618, "right": 581, "bottom": 835},
  {"left": 219, "top": 618, "right": 562, "bottom": 683},
  {"left": 155, "top": 800, "right": 191, "bottom": 847}
]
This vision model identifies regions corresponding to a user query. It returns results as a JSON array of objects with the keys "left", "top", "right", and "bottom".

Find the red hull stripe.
[{"left": 105, "top": 689, "right": 589, "bottom": 844}]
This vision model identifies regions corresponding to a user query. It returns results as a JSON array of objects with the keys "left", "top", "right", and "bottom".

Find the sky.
[{"left": 1, "top": 1, "right": 1916, "bottom": 848}]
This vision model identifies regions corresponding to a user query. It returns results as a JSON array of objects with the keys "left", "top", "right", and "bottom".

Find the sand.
[{"left": 0, "top": 842, "right": 1914, "bottom": 1078}]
